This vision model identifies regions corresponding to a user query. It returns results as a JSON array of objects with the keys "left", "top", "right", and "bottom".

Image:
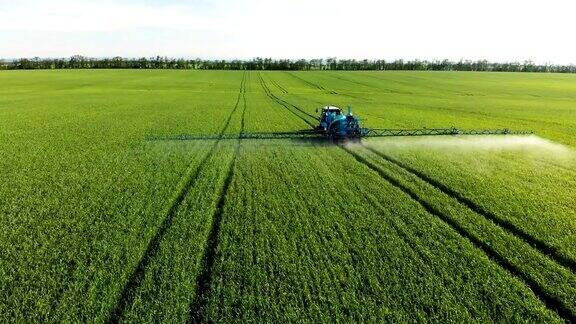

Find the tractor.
[{"left": 316, "top": 105, "right": 362, "bottom": 140}]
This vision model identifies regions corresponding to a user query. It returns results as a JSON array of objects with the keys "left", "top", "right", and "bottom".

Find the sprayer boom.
[
  {"left": 147, "top": 128, "right": 532, "bottom": 142},
  {"left": 147, "top": 105, "right": 533, "bottom": 142}
]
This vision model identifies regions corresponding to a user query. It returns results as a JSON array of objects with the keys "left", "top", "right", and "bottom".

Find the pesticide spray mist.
[
  {"left": 367, "top": 135, "right": 572, "bottom": 155},
  {"left": 361, "top": 135, "right": 576, "bottom": 171}
]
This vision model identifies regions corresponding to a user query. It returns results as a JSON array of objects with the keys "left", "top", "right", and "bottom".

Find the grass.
[
  {"left": 205, "top": 142, "right": 558, "bottom": 322},
  {"left": 363, "top": 136, "right": 576, "bottom": 267},
  {"left": 1, "top": 69, "right": 576, "bottom": 322},
  {"left": 264, "top": 71, "right": 576, "bottom": 145}
]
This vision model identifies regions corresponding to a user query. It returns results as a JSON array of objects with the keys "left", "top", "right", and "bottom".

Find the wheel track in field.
[
  {"left": 241, "top": 72, "right": 249, "bottom": 130},
  {"left": 341, "top": 145, "right": 574, "bottom": 322},
  {"left": 285, "top": 71, "right": 365, "bottom": 100},
  {"left": 285, "top": 71, "right": 337, "bottom": 94},
  {"left": 366, "top": 72, "right": 484, "bottom": 97},
  {"left": 257, "top": 72, "right": 317, "bottom": 128},
  {"left": 107, "top": 72, "right": 247, "bottom": 323},
  {"left": 271, "top": 74, "right": 576, "bottom": 274},
  {"left": 188, "top": 71, "right": 249, "bottom": 323},
  {"left": 325, "top": 71, "right": 413, "bottom": 96},
  {"left": 325, "top": 73, "right": 378, "bottom": 89},
  {"left": 259, "top": 81, "right": 575, "bottom": 321},
  {"left": 363, "top": 146, "right": 576, "bottom": 274},
  {"left": 259, "top": 72, "right": 317, "bottom": 122},
  {"left": 267, "top": 74, "right": 288, "bottom": 93}
]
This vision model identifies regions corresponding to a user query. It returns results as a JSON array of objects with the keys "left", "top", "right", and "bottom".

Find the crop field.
[{"left": 1, "top": 69, "right": 576, "bottom": 322}]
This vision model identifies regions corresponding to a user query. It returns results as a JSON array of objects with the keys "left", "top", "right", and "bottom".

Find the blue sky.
[{"left": 1, "top": 0, "right": 575, "bottom": 64}]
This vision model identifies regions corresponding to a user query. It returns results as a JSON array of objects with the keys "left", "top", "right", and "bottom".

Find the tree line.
[{"left": 1, "top": 55, "right": 575, "bottom": 73}]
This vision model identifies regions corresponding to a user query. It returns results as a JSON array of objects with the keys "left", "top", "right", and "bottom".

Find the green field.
[{"left": 1, "top": 70, "right": 576, "bottom": 322}]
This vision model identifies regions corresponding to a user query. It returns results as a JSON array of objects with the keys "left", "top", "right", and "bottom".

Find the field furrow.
[
  {"left": 259, "top": 79, "right": 576, "bottom": 321},
  {"left": 363, "top": 137, "right": 576, "bottom": 266},
  {"left": 202, "top": 142, "right": 559, "bottom": 322},
  {"left": 190, "top": 73, "right": 247, "bottom": 322},
  {"left": 258, "top": 73, "right": 316, "bottom": 128},
  {"left": 365, "top": 144, "right": 576, "bottom": 272},
  {"left": 2, "top": 70, "right": 576, "bottom": 322},
  {"left": 343, "top": 144, "right": 576, "bottom": 321},
  {"left": 285, "top": 71, "right": 336, "bottom": 94},
  {"left": 117, "top": 72, "right": 248, "bottom": 322}
]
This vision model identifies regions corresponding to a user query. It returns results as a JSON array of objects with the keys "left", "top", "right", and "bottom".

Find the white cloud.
[
  {"left": 0, "top": 0, "right": 575, "bottom": 64},
  {"left": 0, "top": 0, "right": 227, "bottom": 32}
]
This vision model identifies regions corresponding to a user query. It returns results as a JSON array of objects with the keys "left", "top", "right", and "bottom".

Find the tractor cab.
[{"left": 321, "top": 106, "right": 342, "bottom": 115}]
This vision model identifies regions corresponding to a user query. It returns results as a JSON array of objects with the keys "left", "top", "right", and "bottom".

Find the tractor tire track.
[
  {"left": 364, "top": 145, "right": 576, "bottom": 274},
  {"left": 258, "top": 73, "right": 316, "bottom": 128},
  {"left": 259, "top": 88, "right": 574, "bottom": 321},
  {"left": 188, "top": 72, "right": 248, "bottom": 323},
  {"left": 325, "top": 73, "right": 378, "bottom": 89},
  {"left": 340, "top": 145, "right": 575, "bottom": 322},
  {"left": 286, "top": 71, "right": 337, "bottom": 94},
  {"left": 241, "top": 72, "right": 249, "bottom": 131},
  {"left": 260, "top": 73, "right": 317, "bottom": 120},
  {"left": 188, "top": 136, "right": 241, "bottom": 323},
  {"left": 107, "top": 72, "right": 247, "bottom": 323},
  {"left": 332, "top": 73, "right": 414, "bottom": 95},
  {"left": 267, "top": 74, "right": 288, "bottom": 93},
  {"left": 322, "top": 73, "right": 384, "bottom": 101},
  {"left": 285, "top": 71, "right": 365, "bottom": 100}
]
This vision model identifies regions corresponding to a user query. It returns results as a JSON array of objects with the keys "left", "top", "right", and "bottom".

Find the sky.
[{"left": 0, "top": 0, "right": 575, "bottom": 64}]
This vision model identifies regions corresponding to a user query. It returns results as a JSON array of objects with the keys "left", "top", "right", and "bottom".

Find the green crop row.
[
  {"left": 0, "top": 70, "right": 244, "bottom": 321},
  {"left": 203, "top": 142, "right": 559, "bottom": 322},
  {"left": 363, "top": 137, "right": 576, "bottom": 267},
  {"left": 119, "top": 72, "right": 248, "bottom": 322},
  {"left": 348, "top": 143, "right": 576, "bottom": 319},
  {"left": 257, "top": 74, "right": 576, "bottom": 321},
  {"left": 263, "top": 71, "right": 576, "bottom": 145},
  {"left": 1, "top": 69, "right": 576, "bottom": 321}
]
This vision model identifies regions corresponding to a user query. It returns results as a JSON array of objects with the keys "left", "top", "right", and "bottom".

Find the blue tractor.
[{"left": 316, "top": 105, "right": 362, "bottom": 140}]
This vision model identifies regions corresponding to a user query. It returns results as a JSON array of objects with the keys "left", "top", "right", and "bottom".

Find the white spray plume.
[
  {"left": 365, "top": 135, "right": 576, "bottom": 168},
  {"left": 369, "top": 135, "right": 570, "bottom": 153}
]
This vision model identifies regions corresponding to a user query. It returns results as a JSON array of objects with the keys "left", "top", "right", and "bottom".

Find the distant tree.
[{"left": 1, "top": 56, "right": 574, "bottom": 73}]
